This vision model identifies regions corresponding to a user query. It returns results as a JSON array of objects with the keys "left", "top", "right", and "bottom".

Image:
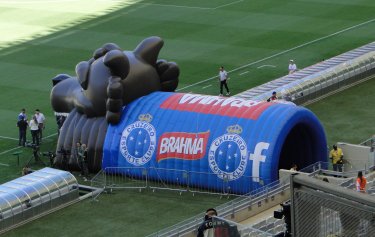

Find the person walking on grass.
[{"left": 219, "top": 66, "right": 230, "bottom": 96}]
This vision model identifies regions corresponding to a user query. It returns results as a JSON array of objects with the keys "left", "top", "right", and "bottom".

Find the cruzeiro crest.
[
  {"left": 120, "top": 114, "right": 156, "bottom": 166},
  {"left": 208, "top": 125, "right": 248, "bottom": 181}
]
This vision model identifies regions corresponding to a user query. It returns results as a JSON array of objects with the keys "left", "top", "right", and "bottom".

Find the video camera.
[
  {"left": 42, "top": 151, "right": 56, "bottom": 167},
  {"left": 57, "top": 146, "right": 70, "bottom": 155},
  {"left": 274, "top": 200, "right": 291, "bottom": 236},
  {"left": 42, "top": 151, "right": 55, "bottom": 158},
  {"left": 25, "top": 142, "right": 39, "bottom": 150}
]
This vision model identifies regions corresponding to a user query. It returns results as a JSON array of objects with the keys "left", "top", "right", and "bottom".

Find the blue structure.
[{"left": 102, "top": 92, "right": 326, "bottom": 194}]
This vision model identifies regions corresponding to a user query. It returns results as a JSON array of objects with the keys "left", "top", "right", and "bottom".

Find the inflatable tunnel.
[{"left": 102, "top": 92, "right": 326, "bottom": 194}]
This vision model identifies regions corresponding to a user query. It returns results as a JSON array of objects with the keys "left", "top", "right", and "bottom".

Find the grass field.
[{"left": 0, "top": 0, "right": 374, "bottom": 236}]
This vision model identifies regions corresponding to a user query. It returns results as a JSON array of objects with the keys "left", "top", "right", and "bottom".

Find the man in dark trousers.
[
  {"left": 17, "top": 118, "right": 28, "bottom": 146},
  {"left": 219, "top": 66, "right": 230, "bottom": 96}
]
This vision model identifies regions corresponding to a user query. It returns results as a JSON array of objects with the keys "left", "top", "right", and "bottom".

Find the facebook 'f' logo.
[{"left": 249, "top": 142, "right": 270, "bottom": 182}]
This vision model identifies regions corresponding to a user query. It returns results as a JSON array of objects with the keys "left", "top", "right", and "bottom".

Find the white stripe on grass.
[
  {"left": 257, "top": 65, "right": 276, "bottom": 69},
  {"left": 214, "top": 0, "right": 243, "bottom": 10},
  {"left": 239, "top": 71, "right": 249, "bottom": 75},
  {"left": 140, "top": 3, "right": 211, "bottom": 10},
  {"left": 0, "top": 133, "right": 57, "bottom": 156},
  {"left": 202, "top": 84, "right": 212, "bottom": 89},
  {"left": 0, "top": 136, "right": 18, "bottom": 141},
  {"left": 177, "top": 18, "right": 375, "bottom": 92}
]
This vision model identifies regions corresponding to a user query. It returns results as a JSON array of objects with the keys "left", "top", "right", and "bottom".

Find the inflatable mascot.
[
  {"left": 51, "top": 36, "right": 179, "bottom": 172},
  {"left": 52, "top": 37, "right": 327, "bottom": 194}
]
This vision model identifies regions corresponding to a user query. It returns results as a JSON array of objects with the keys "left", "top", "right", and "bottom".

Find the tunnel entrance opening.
[{"left": 279, "top": 123, "right": 320, "bottom": 171}]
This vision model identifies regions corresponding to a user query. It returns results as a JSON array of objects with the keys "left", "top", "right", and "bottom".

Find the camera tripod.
[{"left": 26, "top": 146, "right": 47, "bottom": 166}]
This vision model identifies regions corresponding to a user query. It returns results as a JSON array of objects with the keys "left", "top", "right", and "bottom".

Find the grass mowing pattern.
[{"left": 0, "top": 0, "right": 374, "bottom": 236}]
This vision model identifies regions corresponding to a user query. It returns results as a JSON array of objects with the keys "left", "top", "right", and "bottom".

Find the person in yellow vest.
[{"left": 329, "top": 144, "right": 343, "bottom": 172}]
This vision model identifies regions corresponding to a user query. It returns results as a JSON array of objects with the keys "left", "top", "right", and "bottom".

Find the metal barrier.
[
  {"left": 145, "top": 176, "right": 290, "bottom": 237},
  {"left": 145, "top": 160, "right": 375, "bottom": 237},
  {"left": 91, "top": 167, "right": 267, "bottom": 198}
]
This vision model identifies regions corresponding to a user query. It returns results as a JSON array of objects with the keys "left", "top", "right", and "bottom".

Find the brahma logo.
[
  {"left": 157, "top": 131, "right": 210, "bottom": 161},
  {"left": 120, "top": 114, "right": 156, "bottom": 166},
  {"left": 208, "top": 125, "right": 248, "bottom": 181},
  {"left": 160, "top": 93, "right": 273, "bottom": 120}
]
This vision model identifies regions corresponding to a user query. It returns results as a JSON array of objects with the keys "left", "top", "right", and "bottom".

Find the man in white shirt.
[
  {"left": 288, "top": 60, "right": 297, "bottom": 74},
  {"left": 35, "top": 109, "right": 46, "bottom": 142},
  {"left": 218, "top": 66, "right": 230, "bottom": 96}
]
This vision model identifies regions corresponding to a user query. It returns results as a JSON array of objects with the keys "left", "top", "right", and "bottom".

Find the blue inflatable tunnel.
[{"left": 102, "top": 92, "right": 326, "bottom": 194}]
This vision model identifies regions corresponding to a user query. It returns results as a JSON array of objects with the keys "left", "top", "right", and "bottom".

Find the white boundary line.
[
  {"left": 37, "top": 30, "right": 77, "bottom": 44},
  {"left": 0, "top": 146, "right": 22, "bottom": 156},
  {"left": 0, "top": 133, "right": 58, "bottom": 156},
  {"left": 214, "top": 0, "right": 243, "bottom": 9},
  {"left": 0, "top": 162, "right": 9, "bottom": 167},
  {"left": 239, "top": 71, "right": 249, "bottom": 75},
  {"left": 202, "top": 84, "right": 212, "bottom": 89},
  {"left": 0, "top": 136, "right": 18, "bottom": 141},
  {"left": 177, "top": 18, "right": 375, "bottom": 91},
  {"left": 140, "top": 2, "right": 211, "bottom": 10},
  {"left": 257, "top": 65, "right": 276, "bottom": 69},
  {"left": 85, "top": 4, "right": 148, "bottom": 28},
  {"left": 0, "top": 47, "right": 25, "bottom": 56}
]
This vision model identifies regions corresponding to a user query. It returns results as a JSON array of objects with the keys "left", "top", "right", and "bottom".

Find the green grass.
[
  {"left": 3, "top": 189, "right": 228, "bottom": 237},
  {"left": 0, "top": 0, "right": 374, "bottom": 236}
]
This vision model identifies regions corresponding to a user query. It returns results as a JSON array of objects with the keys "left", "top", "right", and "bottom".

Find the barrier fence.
[
  {"left": 144, "top": 160, "right": 375, "bottom": 237},
  {"left": 91, "top": 167, "right": 269, "bottom": 198}
]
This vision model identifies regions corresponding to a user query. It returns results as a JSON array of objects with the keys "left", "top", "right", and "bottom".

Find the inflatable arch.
[{"left": 102, "top": 92, "right": 327, "bottom": 194}]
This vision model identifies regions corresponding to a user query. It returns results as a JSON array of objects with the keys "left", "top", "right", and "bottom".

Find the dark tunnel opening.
[{"left": 279, "top": 123, "right": 320, "bottom": 171}]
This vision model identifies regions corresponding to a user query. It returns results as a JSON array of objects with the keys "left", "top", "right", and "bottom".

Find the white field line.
[
  {"left": 177, "top": 18, "right": 375, "bottom": 92},
  {"left": 214, "top": 0, "right": 243, "bottom": 9},
  {"left": 85, "top": 4, "right": 148, "bottom": 28},
  {"left": 239, "top": 71, "right": 249, "bottom": 75},
  {"left": 140, "top": 3, "right": 211, "bottom": 10},
  {"left": 37, "top": 30, "right": 77, "bottom": 44},
  {"left": 257, "top": 65, "right": 276, "bottom": 69},
  {"left": 0, "top": 133, "right": 58, "bottom": 156},
  {"left": 0, "top": 136, "right": 18, "bottom": 141},
  {"left": 202, "top": 84, "right": 212, "bottom": 89},
  {"left": 0, "top": 146, "right": 22, "bottom": 156},
  {"left": 0, "top": 162, "right": 9, "bottom": 167},
  {"left": 0, "top": 46, "right": 25, "bottom": 56}
]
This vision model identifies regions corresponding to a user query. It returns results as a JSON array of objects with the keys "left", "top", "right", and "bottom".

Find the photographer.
[
  {"left": 59, "top": 146, "right": 70, "bottom": 171},
  {"left": 197, "top": 208, "right": 240, "bottom": 237},
  {"left": 42, "top": 151, "right": 56, "bottom": 167},
  {"left": 78, "top": 144, "right": 89, "bottom": 181},
  {"left": 22, "top": 165, "right": 33, "bottom": 176},
  {"left": 274, "top": 201, "right": 291, "bottom": 237}
]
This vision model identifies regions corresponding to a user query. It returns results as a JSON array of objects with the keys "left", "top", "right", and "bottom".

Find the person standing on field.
[
  {"left": 35, "top": 109, "right": 46, "bottom": 143},
  {"left": 288, "top": 60, "right": 297, "bottom": 74},
  {"left": 219, "top": 66, "right": 230, "bottom": 96}
]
